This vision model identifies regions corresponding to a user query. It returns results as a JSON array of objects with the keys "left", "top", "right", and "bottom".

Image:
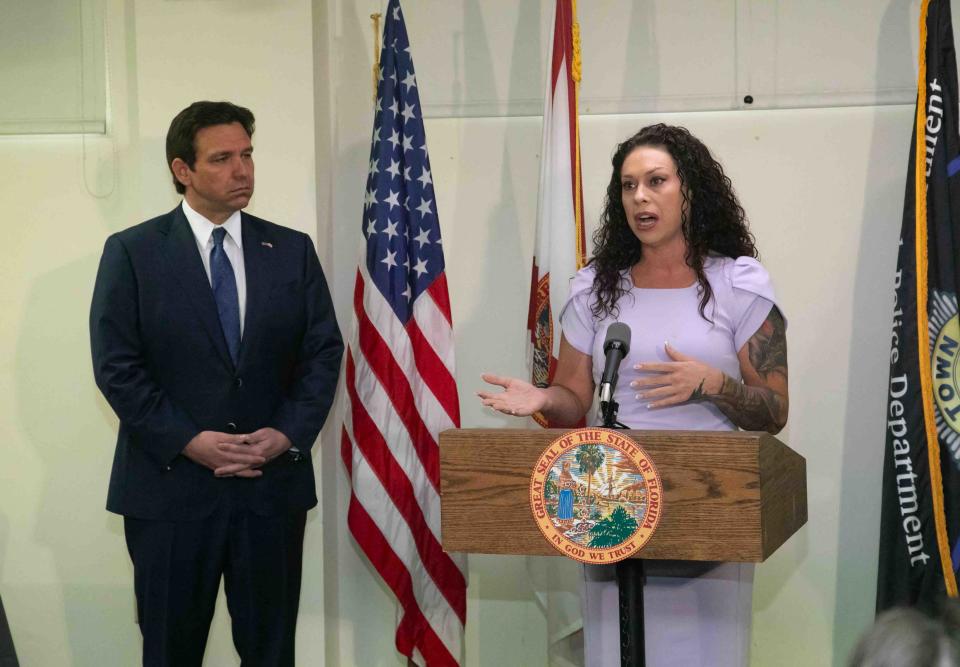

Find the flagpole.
[
  {"left": 570, "top": 0, "right": 586, "bottom": 268},
  {"left": 371, "top": 12, "right": 381, "bottom": 103}
]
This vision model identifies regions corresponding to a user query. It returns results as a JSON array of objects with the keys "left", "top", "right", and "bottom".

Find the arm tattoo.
[
  {"left": 689, "top": 378, "right": 707, "bottom": 401},
  {"left": 710, "top": 375, "right": 787, "bottom": 431},
  {"left": 708, "top": 307, "right": 788, "bottom": 432},
  {"left": 748, "top": 307, "right": 787, "bottom": 377}
]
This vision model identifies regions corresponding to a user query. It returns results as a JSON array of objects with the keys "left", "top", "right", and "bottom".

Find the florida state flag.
[{"left": 527, "top": 0, "right": 587, "bottom": 426}]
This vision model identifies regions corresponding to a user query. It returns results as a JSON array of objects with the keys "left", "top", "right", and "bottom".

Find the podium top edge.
[{"left": 439, "top": 427, "right": 775, "bottom": 440}]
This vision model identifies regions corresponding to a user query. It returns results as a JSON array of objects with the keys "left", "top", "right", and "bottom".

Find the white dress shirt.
[{"left": 182, "top": 200, "right": 247, "bottom": 336}]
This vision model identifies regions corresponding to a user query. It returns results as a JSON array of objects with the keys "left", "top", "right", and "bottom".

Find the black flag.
[
  {"left": 0, "top": 595, "right": 17, "bottom": 667},
  {"left": 877, "top": 0, "right": 960, "bottom": 611}
]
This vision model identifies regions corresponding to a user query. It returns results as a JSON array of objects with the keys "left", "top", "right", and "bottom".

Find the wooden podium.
[{"left": 439, "top": 428, "right": 807, "bottom": 563}]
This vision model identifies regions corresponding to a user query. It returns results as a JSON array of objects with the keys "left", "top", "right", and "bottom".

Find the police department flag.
[{"left": 877, "top": 0, "right": 960, "bottom": 610}]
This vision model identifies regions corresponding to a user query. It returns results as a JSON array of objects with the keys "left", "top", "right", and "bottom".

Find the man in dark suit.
[{"left": 90, "top": 101, "right": 343, "bottom": 666}]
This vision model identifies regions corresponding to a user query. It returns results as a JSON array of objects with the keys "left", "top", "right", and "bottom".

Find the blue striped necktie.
[{"left": 210, "top": 227, "right": 240, "bottom": 365}]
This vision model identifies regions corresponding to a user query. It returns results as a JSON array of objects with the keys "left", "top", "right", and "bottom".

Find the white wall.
[
  {"left": 0, "top": 0, "right": 322, "bottom": 664},
  {"left": 0, "top": 0, "right": 934, "bottom": 665}
]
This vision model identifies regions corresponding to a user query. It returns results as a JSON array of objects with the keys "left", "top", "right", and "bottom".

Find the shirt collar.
[{"left": 181, "top": 200, "right": 244, "bottom": 250}]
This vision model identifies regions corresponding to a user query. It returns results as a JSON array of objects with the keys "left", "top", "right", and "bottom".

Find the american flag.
[{"left": 340, "top": 1, "right": 467, "bottom": 665}]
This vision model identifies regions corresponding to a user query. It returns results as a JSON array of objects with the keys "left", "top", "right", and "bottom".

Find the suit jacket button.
[
  {"left": 163, "top": 465, "right": 172, "bottom": 472},
  {"left": 227, "top": 422, "right": 237, "bottom": 432},
  {"left": 235, "top": 377, "right": 243, "bottom": 389}
]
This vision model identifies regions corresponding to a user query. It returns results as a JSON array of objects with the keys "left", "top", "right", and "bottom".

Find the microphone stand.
[{"left": 599, "top": 394, "right": 645, "bottom": 667}]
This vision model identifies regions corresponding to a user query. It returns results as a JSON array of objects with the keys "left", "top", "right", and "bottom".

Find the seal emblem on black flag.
[{"left": 930, "top": 289, "right": 960, "bottom": 467}]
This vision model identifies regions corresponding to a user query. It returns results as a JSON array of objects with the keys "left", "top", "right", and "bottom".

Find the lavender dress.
[
  {"left": 559, "top": 255, "right": 781, "bottom": 667},
  {"left": 560, "top": 255, "right": 777, "bottom": 430}
]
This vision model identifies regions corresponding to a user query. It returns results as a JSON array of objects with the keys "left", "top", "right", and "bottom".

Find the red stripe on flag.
[
  {"left": 341, "top": 429, "right": 460, "bottom": 666},
  {"left": 406, "top": 317, "right": 461, "bottom": 426},
  {"left": 547, "top": 1, "right": 581, "bottom": 215},
  {"left": 344, "top": 353, "right": 467, "bottom": 621},
  {"left": 426, "top": 273, "right": 453, "bottom": 324},
  {"left": 353, "top": 271, "right": 442, "bottom": 485},
  {"left": 558, "top": 0, "right": 580, "bottom": 214},
  {"left": 397, "top": 610, "right": 460, "bottom": 667},
  {"left": 527, "top": 260, "right": 540, "bottom": 339},
  {"left": 550, "top": 0, "right": 570, "bottom": 90}
]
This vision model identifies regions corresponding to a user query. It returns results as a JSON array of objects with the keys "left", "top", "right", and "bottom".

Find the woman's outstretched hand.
[{"left": 477, "top": 373, "right": 547, "bottom": 417}]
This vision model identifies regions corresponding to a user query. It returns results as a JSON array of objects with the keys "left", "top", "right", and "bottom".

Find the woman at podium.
[{"left": 479, "top": 123, "right": 788, "bottom": 666}]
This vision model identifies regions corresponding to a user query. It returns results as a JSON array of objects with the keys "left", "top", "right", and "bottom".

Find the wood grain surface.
[{"left": 439, "top": 428, "right": 806, "bottom": 562}]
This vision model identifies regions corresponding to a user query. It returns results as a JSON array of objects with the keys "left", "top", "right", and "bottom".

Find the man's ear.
[{"left": 171, "top": 158, "right": 192, "bottom": 189}]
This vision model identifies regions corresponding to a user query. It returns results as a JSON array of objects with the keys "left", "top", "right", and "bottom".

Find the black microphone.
[{"left": 598, "top": 322, "right": 631, "bottom": 406}]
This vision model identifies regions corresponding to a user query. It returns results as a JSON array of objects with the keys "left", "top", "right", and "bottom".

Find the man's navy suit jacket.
[{"left": 90, "top": 205, "right": 343, "bottom": 520}]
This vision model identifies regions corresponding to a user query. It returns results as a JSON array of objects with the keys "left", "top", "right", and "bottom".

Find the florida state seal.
[{"left": 529, "top": 428, "right": 662, "bottom": 564}]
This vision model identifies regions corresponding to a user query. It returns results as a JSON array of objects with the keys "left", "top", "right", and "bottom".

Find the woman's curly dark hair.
[{"left": 590, "top": 124, "right": 757, "bottom": 319}]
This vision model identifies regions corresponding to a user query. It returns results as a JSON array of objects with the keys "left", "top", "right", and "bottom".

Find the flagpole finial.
[{"left": 371, "top": 12, "right": 382, "bottom": 103}]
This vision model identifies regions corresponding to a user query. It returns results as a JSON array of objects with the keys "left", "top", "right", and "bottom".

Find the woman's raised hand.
[
  {"left": 631, "top": 342, "right": 723, "bottom": 408},
  {"left": 477, "top": 374, "right": 548, "bottom": 417}
]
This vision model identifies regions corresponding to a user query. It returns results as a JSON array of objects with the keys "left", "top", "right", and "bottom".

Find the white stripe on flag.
[
  {"left": 537, "top": 57, "right": 579, "bottom": 360},
  {"left": 348, "top": 332, "right": 444, "bottom": 537},
  {"left": 343, "top": 419, "right": 464, "bottom": 658},
  {"left": 360, "top": 260, "right": 456, "bottom": 434},
  {"left": 412, "top": 290, "right": 457, "bottom": 370}
]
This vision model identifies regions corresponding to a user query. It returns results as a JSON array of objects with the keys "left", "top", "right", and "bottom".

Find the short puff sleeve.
[
  {"left": 558, "top": 265, "right": 599, "bottom": 355},
  {"left": 724, "top": 256, "right": 784, "bottom": 351}
]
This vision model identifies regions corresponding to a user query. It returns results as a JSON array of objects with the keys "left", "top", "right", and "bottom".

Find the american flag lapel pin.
[{"left": 261, "top": 241, "right": 273, "bottom": 248}]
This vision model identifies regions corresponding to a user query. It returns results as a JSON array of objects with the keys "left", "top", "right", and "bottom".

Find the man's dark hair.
[{"left": 166, "top": 101, "right": 255, "bottom": 194}]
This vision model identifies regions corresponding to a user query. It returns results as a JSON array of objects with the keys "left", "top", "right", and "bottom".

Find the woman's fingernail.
[{"left": 635, "top": 393, "right": 643, "bottom": 400}]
